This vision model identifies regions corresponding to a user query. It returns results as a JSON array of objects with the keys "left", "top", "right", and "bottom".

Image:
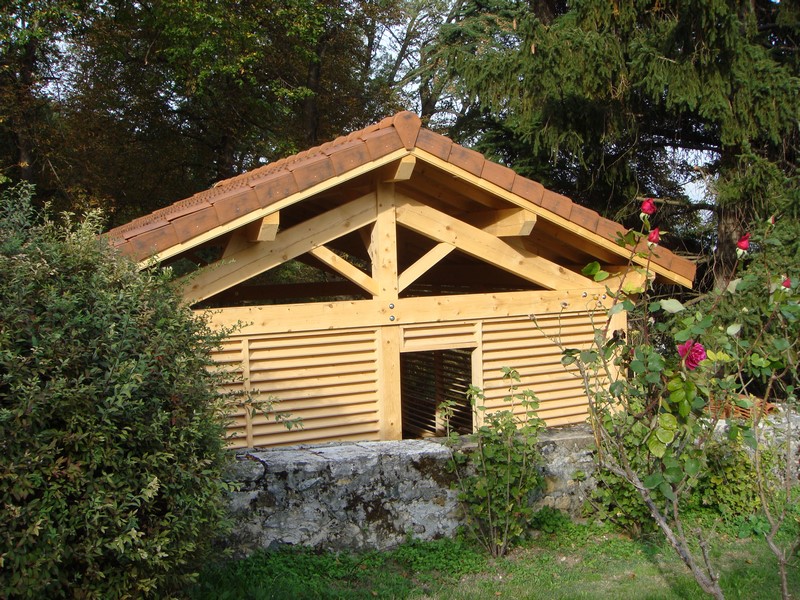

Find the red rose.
[
  {"left": 736, "top": 233, "right": 751, "bottom": 251},
  {"left": 647, "top": 227, "right": 660, "bottom": 246},
  {"left": 640, "top": 198, "right": 657, "bottom": 216},
  {"left": 677, "top": 339, "right": 706, "bottom": 371},
  {"left": 783, "top": 277, "right": 792, "bottom": 289}
]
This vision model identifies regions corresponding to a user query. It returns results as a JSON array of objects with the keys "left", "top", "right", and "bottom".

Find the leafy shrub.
[
  {"left": 694, "top": 439, "right": 762, "bottom": 518},
  {"left": 0, "top": 184, "right": 233, "bottom": 598},
  {"left": 530, "top": 506, "right": 571, "bottom": 535},
  {"left": 443, "top": 367, "right": 545, "bottom": 557}
]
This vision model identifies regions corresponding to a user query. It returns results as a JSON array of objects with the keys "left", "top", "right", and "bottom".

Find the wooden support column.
[{"left": 372, "top": 181, "right": 402, "bottom": 440}]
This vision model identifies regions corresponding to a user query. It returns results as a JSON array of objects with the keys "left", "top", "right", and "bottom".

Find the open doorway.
[{"left": 400, "top": 348, "right": 474, "bottom": 438}]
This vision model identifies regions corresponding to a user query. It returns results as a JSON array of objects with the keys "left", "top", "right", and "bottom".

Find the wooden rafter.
[
  {"left": 410, "top": 148, "right": 693, "bottom": 288},
  {"left": 180, "top": 192, "right": 379, "bottom": 303},
  {"left": 394, "top": 194, "right": 590, "bottom": 290},
  {"left": 383, "top": 155, "right": 416, "bottom": 182},
  {"left": 245, "top": 212, "right": 280, "bottom": 241}
]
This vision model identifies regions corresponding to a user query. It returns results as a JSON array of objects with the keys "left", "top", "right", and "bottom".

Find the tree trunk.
[
  {"left": 14, "top": 38, "right": 39, "bottom": 182},
  {"left": 302, "top": 44, "right": 325, "bottom": 147},
  {"left": 713, "top": 203, "right": 745, "bottom": 292}
]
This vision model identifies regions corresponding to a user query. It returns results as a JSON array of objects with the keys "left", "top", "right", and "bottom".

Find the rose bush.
[{"left": 543, "top": 199, "right": 799, "bottom": 599}]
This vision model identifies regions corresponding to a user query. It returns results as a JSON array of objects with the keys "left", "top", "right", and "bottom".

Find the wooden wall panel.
[
  {"left": 481, "top": 312, "right": 600, "bottom": 426},
  {"left": 215, "top": 328, "right": 381, "bottom": 448},
  {"left": 210, "top": 299, "right": 610, "bottom": 448}
]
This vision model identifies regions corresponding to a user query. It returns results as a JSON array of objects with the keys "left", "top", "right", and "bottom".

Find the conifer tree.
[{"left": 434, "top": 0, "right": 799, "bottom": 291}]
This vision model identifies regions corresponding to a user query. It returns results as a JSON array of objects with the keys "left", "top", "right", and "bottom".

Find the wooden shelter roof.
[{"left": 105, "top": 111, "right": 695, "bottom": 287}]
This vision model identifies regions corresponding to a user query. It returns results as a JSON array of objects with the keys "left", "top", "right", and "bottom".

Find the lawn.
[{"left": 190, "top": 518, "right": 798, "bottom": 599}]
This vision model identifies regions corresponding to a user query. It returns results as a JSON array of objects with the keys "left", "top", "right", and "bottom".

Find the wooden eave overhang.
[{"left": 105, "top": 111, "right": 696, "bottom": 289}]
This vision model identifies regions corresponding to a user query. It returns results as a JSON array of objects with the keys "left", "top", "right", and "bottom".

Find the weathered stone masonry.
[{"left": 224, "top": 424, "right": 597, "bottom": 554}]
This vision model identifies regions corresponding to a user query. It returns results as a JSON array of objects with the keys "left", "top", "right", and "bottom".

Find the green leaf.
[
  {"left": 669, "top": 388, "right": 686, "bottom": 404},
  {"left": 647, "top": 436, "right": 666, "bottom": 458},
  {"left": 666, "top": 378, "right": 684, "bottom": 392},
  {"left": 630, "top": 360, "right": 646, "bottom": 374},
  {"left": 678, "top": 399, "right": 691, "bottom": 418},
  {"left": 773, "top": 338, "right": 790, "bottom": 352},
  {"left": 655, "top": 427, "right": 675, "bottom": 444},
  {"left": 594, "top": 270, "right": 610, "bottom": 282},
  {"left": 726, "top": 278, "right": 741, "bottom": 294},
  {"left": 726, "top": 323, "right": 742, "bottom": 337},
  {"left": 643, "top": 472, "right": 664, "bottom": 489},
  {"left": 608, "top": 302, "right": 627, "bottom": 317},
  {"left": 658, "top": 413, "right": 678, "bottom": 430},
  {"left": 581, "top": 261, "right": 601, "bottom": 276},
  {"left": 659, "top": 298, "right": 685, "bottom": 313},
  {"left": 664, "top": 466, "right": 683, "bottom": 484},
  {"left": 659, "top": 481, "right": 677, "bottom": 502},
  {"left": 684, "top": 458, "right": 701, "bottom": 477}
]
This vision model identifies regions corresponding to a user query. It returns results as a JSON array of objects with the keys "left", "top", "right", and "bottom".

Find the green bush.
[
  {"left": 444, "top": 368, "right": 545, "bottom": 557},
  {"left": 0, "top": 184, "right": 233, "bottom": 598}
]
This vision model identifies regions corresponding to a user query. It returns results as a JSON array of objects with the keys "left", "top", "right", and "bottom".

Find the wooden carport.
[{"left": 106, "top": 111, "right": 696, "bottom": 449}]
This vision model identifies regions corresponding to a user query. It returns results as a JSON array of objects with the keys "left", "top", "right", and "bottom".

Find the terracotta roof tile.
[
  {"left": 289, "top": 153, "right": 336, "bottom": 192},
  {"left": 212, "top": 188, "right": 261, "bottom": 226},
  {"left": 162, "top": 199, "right": 214, "bottom": 222},
  {"left": 594, "top": 218, "right": 623, "bottom": 244},
  {"left": 569, "top": 204, "right": 601, "bottom": 231},
  {"left": 448, "top": 144, "right": 486, "bottom": 177},
  {"left": 171, "top": 207, "right": 220, "bottom": 243},
  {"left": 392, "top": 111, "right": 422, "bottom": 149},
  {"left": 668, "top": 253, "right": 696, "bottom": 282},
  {"left": 119, "top": 217, "right": 171, "bottom": 240},
  {"left": 510, "top": 177, "right": 545, "bottom": 205},
  {"left": 253, "top": 171, "right": 299, "bottom": 207},
  {"left": 326, "top": 138, "right": 373, "bottom": 176},
  {"left": 480, "top": 160, "right": 516, "bottom": 191},
  {"left": 104, "top": 110, "right": 696, "bottom": 284},
  {"left": 125, "top": 223, "right": 179, "bottom": 258},
  {"left": 362, "top": 127, "right": 404, "bottom": 160},
  {"left": 540, "top": 189, "right": 573, "bottom": 219},
  {"left": 416, "top": 128, "right": 453, "bottom": 161}
]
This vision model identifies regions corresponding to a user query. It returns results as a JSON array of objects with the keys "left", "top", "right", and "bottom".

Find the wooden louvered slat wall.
[
  {"left": 220, "top": 328, "right": 381, "bottom": 449},
  {"left": 208, "top": 290, "right": 615, "bottom": 448},
  {"left": 482, "top": 312, "right": 599, "bottom": 426}
]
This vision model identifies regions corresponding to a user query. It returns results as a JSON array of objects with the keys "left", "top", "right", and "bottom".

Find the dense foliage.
[
  {"left": 0, "top": 184, "right": 233, "bottom": 598},
  {"left": 433, "top": 0, "right": 800, "bottom": 290},
  {"left": 0, "top": 0, "right": 406, "bottom": 223}
]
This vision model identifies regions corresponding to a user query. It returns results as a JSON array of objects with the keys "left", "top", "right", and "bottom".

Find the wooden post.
[{"left": 372, "top": 181, "right": 402, "bottom": 440}]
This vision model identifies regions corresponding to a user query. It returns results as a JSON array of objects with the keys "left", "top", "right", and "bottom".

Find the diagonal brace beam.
[{"left": 180, "top": 193, "right": 378, "bottom": 303}]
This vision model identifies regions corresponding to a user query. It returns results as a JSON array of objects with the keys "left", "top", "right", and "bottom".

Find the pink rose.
[
  {"left": 783, "top": 277, "right": 792, "bottom": 289},
  {"left": 736, "top": 233, "right": 751, "bottom": 251},
  {"left": 647, "top": 227, "right": 660, "bottom": 246},
  {"left": 677, "top": 339, "right": 706, "bottom": 371},
  {"left": 640, "top": 198, "right": 657, "bottom": 216}
]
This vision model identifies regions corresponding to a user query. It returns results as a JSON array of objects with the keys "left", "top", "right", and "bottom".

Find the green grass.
[{"left": 190, "top": 519, "right": 799, "bottom": 600}]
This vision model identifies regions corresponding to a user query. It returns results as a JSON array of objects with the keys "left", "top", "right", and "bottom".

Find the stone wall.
[{"left": 224, "top": 424, "right": 596, "bottom": 554}]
